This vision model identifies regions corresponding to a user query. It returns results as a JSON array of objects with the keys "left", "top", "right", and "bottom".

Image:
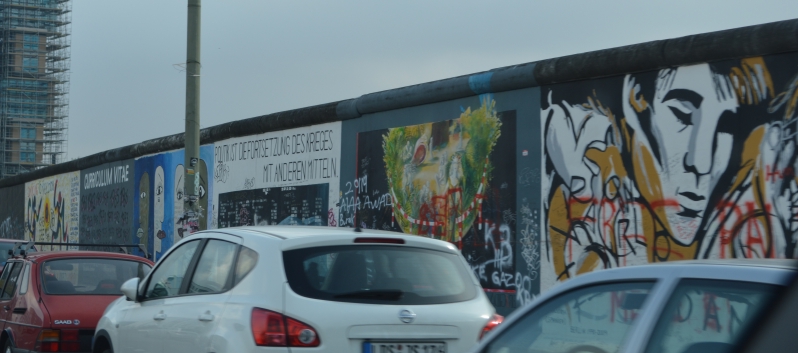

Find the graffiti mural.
[
  {"left": 134, "top": 146, "right": 214, "bottom": 261},
  {"left": 79, "top": 160, "right": 134, "bottom": 252},
  {"left": 24, "top": 172, "right": 80, "bottom": 250},
  {"left": 541, "top": 53, "right": 798, "bottom": 289},
  {"left": 212, "top": 122, "right": 341, "bottom": 230},
  {"left": 352, "top": 97, "right": 520, "bottom": 292}
]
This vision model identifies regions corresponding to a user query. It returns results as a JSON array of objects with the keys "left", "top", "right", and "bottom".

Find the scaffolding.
[{"left": 0, "top": 0, "right": 70, "bottom": 179}]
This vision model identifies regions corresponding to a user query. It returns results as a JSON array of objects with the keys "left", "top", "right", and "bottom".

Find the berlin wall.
[{"left": 1, "top": 19, "right": 797, "bottom": 315}]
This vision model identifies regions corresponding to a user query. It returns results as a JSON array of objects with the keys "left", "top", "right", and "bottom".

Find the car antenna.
[{"left": 354, "top": 226, "right": 362, "bottom": 233}]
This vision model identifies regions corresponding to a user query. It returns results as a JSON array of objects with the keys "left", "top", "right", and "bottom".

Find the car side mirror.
[{"left": 120, "top": 278, "right": 140, "bottom": 302}]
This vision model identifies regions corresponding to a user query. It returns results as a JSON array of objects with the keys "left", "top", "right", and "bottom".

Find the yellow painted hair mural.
[{"left": 382, "top": 97, "right": 502, "bottom": 243}]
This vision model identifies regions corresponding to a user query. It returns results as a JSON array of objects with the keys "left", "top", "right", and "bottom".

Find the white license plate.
[{"left": 363, "top": 342, "right": 446, "bottom": 353}]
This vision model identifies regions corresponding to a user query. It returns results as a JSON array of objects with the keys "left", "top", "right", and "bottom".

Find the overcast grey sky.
[{"left": 68, "top": 0, "right": 798, "bottom": 159}]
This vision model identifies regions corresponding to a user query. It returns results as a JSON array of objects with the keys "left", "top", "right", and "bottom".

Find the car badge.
[
  {"left": 398, "top": 309, "right": 416, "bottom": 324},
  {"left": 74, "top": 319, "right": 80, "bottom": 325}
]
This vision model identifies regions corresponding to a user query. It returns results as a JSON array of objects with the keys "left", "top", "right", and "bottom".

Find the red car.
[{"left": 0, "top": 251, "right": 153, "bottom": 353}]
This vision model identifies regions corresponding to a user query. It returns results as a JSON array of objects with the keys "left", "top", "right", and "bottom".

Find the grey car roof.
[
  {"left": 223, "top": 225, "right": 405, "bottom": 240},
  {"left": 471, "top": 260, "right": 797, "bottom": 353}
]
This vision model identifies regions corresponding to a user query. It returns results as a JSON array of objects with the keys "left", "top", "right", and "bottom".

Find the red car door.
[
  {"left": 6, "top": 261, "right": 42, "bottom": 351},
  {"left": 0, "top": 261, "right": 24, "bottom": 341},
  {"left": 0, "top": 261, "right": 23, "bottom": 321}
]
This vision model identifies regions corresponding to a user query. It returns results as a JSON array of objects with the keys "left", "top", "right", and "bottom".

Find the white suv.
[{"left": 92, "top": 226, "right": 501, "bottom": 353}]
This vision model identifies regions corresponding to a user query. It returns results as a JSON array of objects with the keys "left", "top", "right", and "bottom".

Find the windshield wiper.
[{"left": 333, "top": 289, "right": 403, "bottom": 301}]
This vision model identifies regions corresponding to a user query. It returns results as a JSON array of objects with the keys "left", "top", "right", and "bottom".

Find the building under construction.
[{"left": 0, "top": 0, "right": 70, "bottom": 179}]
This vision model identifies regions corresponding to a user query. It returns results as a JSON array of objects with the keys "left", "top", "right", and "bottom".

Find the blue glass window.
[
  {"left": 20, "top": 142, "right": 35, "bottom": 151},
  {"left": 22, "top": 57, "right": 38, "bottom": 73},
  {"left": 23, "top": 34, "right": 38, "bottom": 51},
  {"left": 20, "top": 152, "right": 35, "bottom": 162},
  {"left": 21, "top": 128, "right": 35, "bottom": 139}
]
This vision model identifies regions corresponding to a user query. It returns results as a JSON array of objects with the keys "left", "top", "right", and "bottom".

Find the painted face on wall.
[
  {"left": 154, "top": 166, "right": 165, "bottom": 256},
  {"left": 647, "top": 64, "right": 738, "bottom": 243},
  {"left": 199, "top": 159, "right": 208, "bottom": 231},
  {"left": 174, "top": 165, "right": 185, "bottom": 241},
  {"left": 138, "top": 172, "right": 150, "bottom": 254}
]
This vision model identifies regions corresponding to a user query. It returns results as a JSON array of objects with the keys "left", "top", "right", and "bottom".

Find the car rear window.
[
  {"left": 42, "top": 258, "right": 152, "bottom": 295},
  {"left": 284, "top": 245, "right": 477, "bottom": 305}
]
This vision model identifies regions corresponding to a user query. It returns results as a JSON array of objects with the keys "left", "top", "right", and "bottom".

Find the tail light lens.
[
  {"left": 287, "top": 317, "right": 320, "bottom": 347},
  {"left": 251, "top": 308, "right": 320, "bottom": 347},
  {"left": 479, "top": 313, "right": 504, "bottom": 340},
  {"left": 251, "top": 309, "right": 286, "bottom": 346},
  {"left": 37, "top": 329, "right": 81, "bottom": 352}
]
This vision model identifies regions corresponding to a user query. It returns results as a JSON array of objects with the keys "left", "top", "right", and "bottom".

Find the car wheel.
[{"left": 99, "top": 343, "right": 113, "bottom": 353}]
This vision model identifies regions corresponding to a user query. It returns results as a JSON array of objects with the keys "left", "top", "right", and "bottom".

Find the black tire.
[
  {"left": 2, "top": 339, "right": 11, "bottom": 353},
  {"left": 95, "top": 339, "right": 113, "bottom": 353}
]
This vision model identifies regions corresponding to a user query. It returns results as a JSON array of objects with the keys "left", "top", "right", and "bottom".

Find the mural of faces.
[
  {"left": 154, "top": 166, "right": 165, "bottom": 255},
  {"left": 542, "top": 54, "right": 798, "bottom": 286},
  {"left": 174, "top": 165, "right": 185, "bottom": 242},
  {"left": 138, "top": 172, "right": 149, "bottom": 255}
]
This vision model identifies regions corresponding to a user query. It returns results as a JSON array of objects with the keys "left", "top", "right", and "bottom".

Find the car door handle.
[
  {"left": 153, "top": 312, "right": 167, "bottom": 321},
  {"left": 198, "top": 311, "right": 214, "bottom": 322},
  {"left": 12, "top": 307, "right": 26, "bottom": 314}
]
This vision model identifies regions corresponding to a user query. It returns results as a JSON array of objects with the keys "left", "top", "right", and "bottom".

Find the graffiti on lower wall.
[
  {"left": 350, "top": 97, "right": 521, "bottom": 292},
  {"left": 24, "top": 172, "right": 80, "bottom": 250},
  {"left": 79, "top": 160, "right": 134, "bottom": 252},
  {"left": 217, "top": 184, "right": 329, "bottom": 227},
  {"left": 541, "top": 52, "right": 798, "bottom": 290},
  {"left": 212, "top": 122, "right": 341, "bottom": 230}
]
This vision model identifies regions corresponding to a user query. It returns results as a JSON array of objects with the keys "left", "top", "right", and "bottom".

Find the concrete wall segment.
[
  {"left": 0, "top": 18, "right": 796, "bottom": 190},
  {"left": 533, "top": 18, "right": 798, "bottom": 85}
]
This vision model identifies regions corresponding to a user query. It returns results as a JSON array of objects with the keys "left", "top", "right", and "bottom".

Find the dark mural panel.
[
  {"left": 340, "top": 90, "right": 541, "bottom": 315},
  {"left": 350, "top": 98, "right": 519, "bottom": 292},
  {"left": 79, "top": 160, "right": 135, "bottom": 252},
  {"left": 541, "top": 52, "right": 798, "bottom": 290},
  {"left": 218, "top": 183, "right": 329, "bottom": 227},
  {"left": 0, "top": 184, "right": 24, "bottom": 240}
]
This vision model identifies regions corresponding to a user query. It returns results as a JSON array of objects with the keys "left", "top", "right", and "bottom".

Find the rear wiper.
[{"left": 334, "top": 289, "right": 403, "bottom": 300}]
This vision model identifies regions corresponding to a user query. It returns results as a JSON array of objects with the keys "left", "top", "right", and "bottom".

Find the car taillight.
[
  {"left": 37, "top": 329, "right": 81, "bottom": 352},
  {"left": 286, "top": 317, "right": 320, "bottom": 347},
  {"left": 38, "top": 329, "right": 59, "bottom": 352},
  {"left": 479, "top": 314, "right": 504, "bottom": 340},
  {"left": 251, "top": 308, "right": 320, "bottom": 347}
]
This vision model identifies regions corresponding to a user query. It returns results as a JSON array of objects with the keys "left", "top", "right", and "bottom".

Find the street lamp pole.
[{"left": 184, "top": 0, "right": 201, "bottom": 218}]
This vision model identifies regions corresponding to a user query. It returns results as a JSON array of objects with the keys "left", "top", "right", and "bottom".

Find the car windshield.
[
  {"left": 42, "top": 258, "right": 151, "bottom": 295},
  {"left": 283, "top": 245, "right": 477, "bottom": 305}
]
